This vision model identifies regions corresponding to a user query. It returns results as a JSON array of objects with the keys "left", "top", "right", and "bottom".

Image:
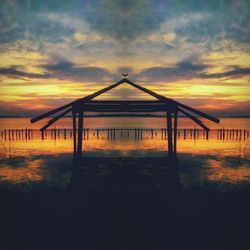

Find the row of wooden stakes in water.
[{"left": 0, "top": 128, "right": 249, "bottom": 141}]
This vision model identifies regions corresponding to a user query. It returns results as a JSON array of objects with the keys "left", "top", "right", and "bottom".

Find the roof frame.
[{"left": 31, "top": 78, "right": 219, "bottom": 131}]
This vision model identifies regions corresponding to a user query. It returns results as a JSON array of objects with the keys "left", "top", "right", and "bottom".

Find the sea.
[{"left": 0, "top": 117, "right": 249, "bottom": 191}]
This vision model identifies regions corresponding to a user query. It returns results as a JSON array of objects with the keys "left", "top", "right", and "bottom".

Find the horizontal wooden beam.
[
  {"left": 80, "top": 103, "right": 169, "bottom": 109},
  {"left": 77, "top": 108, "right": 170, "bottom": 113},
  {"left": 74, "top": 103, "right": 175, "bottom": 112},
  {"left": 83, "top": 113, "right": 166, "bottom": 117},
  {"left": 85, "top": 100, "right": 164, "bottom": 104}
]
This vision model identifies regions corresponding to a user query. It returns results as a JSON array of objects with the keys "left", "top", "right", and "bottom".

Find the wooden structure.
[{"left": 30, "top": 78, "right": 219, "bottom": 158}]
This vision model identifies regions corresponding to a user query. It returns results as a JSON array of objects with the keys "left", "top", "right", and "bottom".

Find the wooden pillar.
[
  {"left": 167, "top": 112, "right": 173, "bottom": 157},
  {"left": 41, "top": 130, "right": 44, "bottom": 140},
  {"left": 72, "top": 110, "right": 77, "bottom": 155},
  {"left": 173, "top": 111, "right": 178, "bottom": 156},
  {"left": 77, "top": 111, "right": 83, "bottom": 156}
]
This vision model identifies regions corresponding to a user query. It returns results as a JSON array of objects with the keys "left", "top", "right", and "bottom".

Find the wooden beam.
[
  {"left": 77, "top": 107, "right": 169, "bottom": 113},
  {"left": 80, "top": 104, "right": 169, "bottom": 109},
  {"left": 76, "top": 102, "right": 174, "bottom": 112},
  {"left": 37, "top": 101, "right": 215, "bottom": 135},
  {"left": 86, "top": 100, "right": 163, "bottom": 104},
  {"left": 125, "top": 78, "right": 174, "bottom": 103},
  {"left": 40, "top": 108, "right": 72, "bottom": 132},
  {"left": 31, "top": 103, "right": 72, "bottom": 124},
  {"left": 39, "top": 101, "right": 169, "bottom": 131},
  {"left": 82, "top": 113, "right": 167, "bottom": 117},
  {"left": 30, "top": 78, "right": 126, "bottom": 123},
  {"left": 177, "top": 103, "right": 219, "bottom": 124},
  {"left": 178, "top": 108, "right": 210, "bottom": 131}
]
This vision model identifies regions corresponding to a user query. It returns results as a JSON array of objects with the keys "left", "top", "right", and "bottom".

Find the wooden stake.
[
  {"left": 77, "top": 111, "right": 83, "bottom": 156},
  {"left": 174, "top": 111, "right": 178, "bottom": 155},
  {"left": 72, "top": 111, "right": 77, "bottom": 154},
  {"left": 167, "top": 112, "right": 173, "bottom": 157}
]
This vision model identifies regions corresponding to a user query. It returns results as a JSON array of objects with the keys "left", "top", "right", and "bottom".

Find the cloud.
[
  {"left": 0, "top": 66, "right": 50, "bottom": 79},
  {"left": 0, "top": 0, "right": 170, "bottom": 43},
  {"left": 200, "top": 67, "right": 250, "bottom": 79},
  {"left": 137, "top": 60, "right": 207, "bottom": 82},
  {"left": 174, "top": 0, "right": 250, "bottom": 44},
  {"left": 43, "top": 61, "right": 74, "bottom": 72},
  {"left": 0, "top": 1, "right": 76, "bottom": 45},
  {"left": 42, "top": 59, "right": 114, "bottom": 82},
  {"left": 1, "top": 0, "right": 249, "bottom": 45},
  {"left": 80, "top": 0, "right": 172, "bottom": 41},
  {"left": 135, "top": 62, "right": 250, "bottom": 82},
  {"left": 0, "top": 60, "right": 115, "bottom": 82},
  {"left": 80, "top": 0, "right": 250, "bottom": 43}
]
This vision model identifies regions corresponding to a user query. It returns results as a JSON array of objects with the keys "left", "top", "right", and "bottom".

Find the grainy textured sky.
[{"left": 0, "top": 0, "right": 249, "bottom": 116}]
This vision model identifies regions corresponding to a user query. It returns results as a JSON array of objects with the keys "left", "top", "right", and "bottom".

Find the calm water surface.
[{"left": 0, "top": 117, "right": 249, "bottom": 190}]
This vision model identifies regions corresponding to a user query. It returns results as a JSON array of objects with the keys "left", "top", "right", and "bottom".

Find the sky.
[{"left": 0, "top": 0, "right": 249, "bottom": 117}]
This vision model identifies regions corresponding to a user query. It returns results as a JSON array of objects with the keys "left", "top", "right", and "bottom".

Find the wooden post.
[
  {"left": 167, "top": 112, "right": 173, "bottom": 157},
  {"left": 173, "top": 111, "right": 178, "bottom": 156},
  {"left": 72, "top": 110, "right": 77, "bottom": 155},
  {"left": 77, "top": 111, "right": 83, "bottom": 156}
]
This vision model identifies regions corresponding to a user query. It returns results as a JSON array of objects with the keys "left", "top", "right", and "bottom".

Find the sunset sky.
[{"left": 0, "top": 0, "right": 249, "bottom": 117}]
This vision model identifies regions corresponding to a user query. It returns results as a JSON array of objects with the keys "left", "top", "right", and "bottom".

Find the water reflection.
[
  {"left": 0, "top": 152, "right": 249, "bottom": 190},
  {"left": 0, "top": 159, "right": 45, "bottom": 183},
  {"left": 207, "top": 158, "right": 250, "bottom": 183},
  {"left": 0, "top": 153, "right": 250, "bottom": 250},
  {"left": 70, "top": 157, "right": 181, "bottom": 194}
]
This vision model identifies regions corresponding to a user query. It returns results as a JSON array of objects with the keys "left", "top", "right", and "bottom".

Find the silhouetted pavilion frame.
[{"left": 30, "top": 78, "right": 220, "bottom": 158}]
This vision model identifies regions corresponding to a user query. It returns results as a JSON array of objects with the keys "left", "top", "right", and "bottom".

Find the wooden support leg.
[
  {"left": 72, "top": 111, "right": 77, "bottom": 155},
  {"left": 174, "top": 111, "right": 178, "bottom": 156},
  {"left": 167, "top": 112, "right": 173, "bottom": 157},
  {"left": 77, "top": 111, "right": 83, "bottom": 156}
]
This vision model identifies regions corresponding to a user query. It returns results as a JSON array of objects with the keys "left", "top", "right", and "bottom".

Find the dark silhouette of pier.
[{"left": 30, "top": 77, "right": 220, "bottom": 158}]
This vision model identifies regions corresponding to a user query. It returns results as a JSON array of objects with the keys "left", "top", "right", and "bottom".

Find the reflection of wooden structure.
[
  {"left": 70, "top": 157, "right": 182, "bottom": 193},
  {"left": 31, "top": 78, "right": 219, "bottom": 158}
]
